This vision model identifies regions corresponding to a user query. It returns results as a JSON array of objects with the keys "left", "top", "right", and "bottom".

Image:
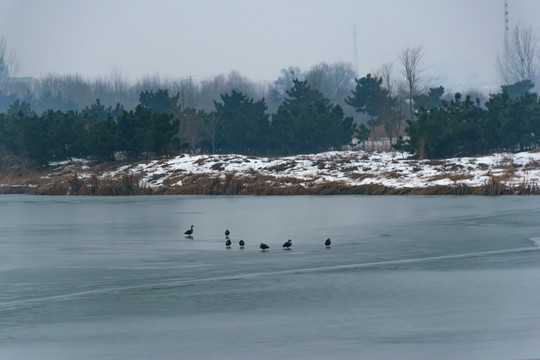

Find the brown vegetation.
[
  {"left": 2, "top": 154, "right": 540, "bottom": 196},
  {"left": 3, "top": 169, "right": 540, "bottom": 196},
  {"left": 20, "top": 172, "right": 152, "bottom": 195}
]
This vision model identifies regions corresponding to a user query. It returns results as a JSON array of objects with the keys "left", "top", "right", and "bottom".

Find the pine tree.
[
  {"left": 271, "top": 80, "right": 353, "bottom": 155},
  {"left": 213, "top": 90, "right": 269, "bottom": 154}
]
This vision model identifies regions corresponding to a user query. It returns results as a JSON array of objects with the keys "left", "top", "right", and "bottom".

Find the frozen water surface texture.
[{"left": 1, "top": 195, "right": 540, "bottom": 359}]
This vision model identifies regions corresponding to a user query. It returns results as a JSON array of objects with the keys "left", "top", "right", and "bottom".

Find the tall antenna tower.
[
  {"left": 352, "top": 23, "right": 359, "bottom": 75},
  {"left": 504, "top": 0, "right": 509, "bottom": 44}
]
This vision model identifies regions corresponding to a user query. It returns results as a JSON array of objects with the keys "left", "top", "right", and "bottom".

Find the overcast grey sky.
[{"left": 1, "top": 0, "right": 540, "bottom": 90}]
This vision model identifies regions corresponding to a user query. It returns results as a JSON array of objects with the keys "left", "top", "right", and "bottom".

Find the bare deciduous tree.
[
  {"left": 0, "top": 36, "right": 20, "bottom": 78},
  {"left": 178, "top": 108, "right": 205, "bottom": 153},
  {"left": 496, "top": 24, "right": 539, "bottom": 86},
  {"left": 305, "top": 63, "right": 328, "bottom": 93},
  {"left": 197, "top": 74, "right": 227, "bottom": 112},
  {"left": 394, "top": 81, "right": 409, "bottom": 140},
  {"left": 203, "top": 112, "right": 220, "bottom": 153},
  {"left": 173, "top": 77, "right": 198, "bottom": 109},
  {"left": 328, "top": 62, "right": 357, "bottom": 99},
  {"left": 377, "top": 63, "right": 394, "bottom": 95},
  {"left": 225, "top": 71, "right": 257, "bottom": 96},
  {"left": 399, "top": 45, "right": 424, "bottom": 122},
  {"left": 283, "top": 62, "right": 356, "bottom": 118},
  {"left": 197, "top": 72, "right": 261, "bottom": 112},
  {"left": 304, "top": 62, "right": 357, "bottom": 104},
  {"left": 375, "top": 63, "right": 398, "bottom": 144},
  {"left": 109, "top": 67, "right": 133, "bottom": 107},
  {"left": 272, "top": 67, "right": 303, "bottom": 95},
  {"left": 266, "top": 66, "right": 304, "bottom": 114}
]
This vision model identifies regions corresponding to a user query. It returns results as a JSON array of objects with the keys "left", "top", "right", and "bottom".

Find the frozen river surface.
[{"left": 1, "top": 195, "right": 540, "bottom": 359}]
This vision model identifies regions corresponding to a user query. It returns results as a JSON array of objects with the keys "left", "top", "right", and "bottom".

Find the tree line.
[
  {"left": 3, "top": 26, "right": 540, "bottom": 169},
  {"left": 398, "top": 81, "right": 540, "bottom": 159},
  {"left": 0, "top": 80, "right": 358, "bottom": 168},
  {"left": 2, "top": 73, "right": 539, "bottom": 172},
  {"left": 344, "top": 67, "right": 540, "bottom": 159},
  {"left": 0, "top": 63, "right": 358, "bottom": 118}
]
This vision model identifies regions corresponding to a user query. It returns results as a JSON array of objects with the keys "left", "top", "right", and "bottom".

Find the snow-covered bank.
[
  {"left": 2, "top": 150, "right": 540, "bottom": 195},
  {"left": 109, "top": 150, "right": 540, "bottom": 190}
]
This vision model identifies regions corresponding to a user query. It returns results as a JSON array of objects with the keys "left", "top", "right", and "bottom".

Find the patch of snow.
[
  {"left": 49, "top": 158, "right": 90, "bottom": 166},
  {"left": 53, "top": 150, "right": 540, "bottom": 191}
]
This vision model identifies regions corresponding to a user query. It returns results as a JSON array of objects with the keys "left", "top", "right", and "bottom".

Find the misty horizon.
[{"left": 2, "top": 0, "right": 540, "bottom": 92}]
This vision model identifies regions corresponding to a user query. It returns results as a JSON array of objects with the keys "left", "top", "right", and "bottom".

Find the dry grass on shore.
[
  {"left": 2, "top": 150, "right": 540, "bottom": 196},
  {"left": 13, "top": 171, "right": 536, "bottom": 196},
  {"left": 13, "top": 172, "right": 152, "bottom": 195}
]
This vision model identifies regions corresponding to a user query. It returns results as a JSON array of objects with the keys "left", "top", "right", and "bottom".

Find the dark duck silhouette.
[
  {"left": 325, "top": 238, "right": 331, "bottom": 248},
  {"left": 225, "top": 229, "right": 230, "bottom": 238},
  {"left": 282, "top": 239, "right": 292, "bottom": 250},
  {"left": 184, "top": 225, "right": 194, "bottom": 237},
  {"left": 225, "top": 238, "right": 232, "bottom": 248},
  {"left": 239, "top": 239, "right": 245, "bottom": 248},
  {"left": 259, "top": 243, "right": 269, "bottom": 251}
]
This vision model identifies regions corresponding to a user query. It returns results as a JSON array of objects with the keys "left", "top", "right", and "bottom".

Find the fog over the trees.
[{"left": 1, "top": 0, "right": 540, "bottom": 91}]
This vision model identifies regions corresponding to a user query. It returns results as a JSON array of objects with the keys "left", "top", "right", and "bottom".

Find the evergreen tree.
[
  {"left": 213, "top": 90, "right": 270, "bottom": 154},
  {"left": 149, "top": 112, "right": 180, "bottom": 156},
  {"left": 0, "top": 91, "right": 17, "bottom": 114},
  {"left": 139, "top": 89, "right": 179, "bottom": 114},
  {"left": 355, "top": 123, "right": 370, "bottom": 144},
  {"left": 4, "top": 102, "right": 47, "bottom": 165},
  {"left": 42, "top": 110, "right": 87, "bottom": 161},
  {"left": 501, "top": 80, "right": 534, "bottom": 100},
  {"left": 87, "top": 114, "right": 119, "bottom": 161},
  {"left": 414, "top": 86, "right": 445, "bottom": 110},
  {"left": 485, "top": 91, "right": 540, "bottom": 151},
  {"left": 404, "top": 93, "right": 484, "bottom": 158},
  {"left": 117, "top": 105, "right": 179, "bottom": 158},
  {"left": 482, "top": 91, "right": 509, "bottom": 152},
  {"left": 345, "top": 74, "right": 389, "bottom": 139},
  {"left": 117, "top": 106, "right": 152, "bottom": 158},
  {"left": 79, "top": 99, "right": 109, "bottom": 123},
  {"left": 271, "top": 80, "right": 353, "bottom": 155},
  {"left": 34, "top": 90, "right": 79, "bottom": 114}
]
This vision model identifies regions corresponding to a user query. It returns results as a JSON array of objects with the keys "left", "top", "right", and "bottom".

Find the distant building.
[{"left": 0, "top": 57, "right": 33, "bottom": 96}]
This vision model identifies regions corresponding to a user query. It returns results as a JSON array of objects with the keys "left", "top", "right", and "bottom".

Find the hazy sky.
[{"left": 1, "top": 0, "right": 540, "bottom": 90}]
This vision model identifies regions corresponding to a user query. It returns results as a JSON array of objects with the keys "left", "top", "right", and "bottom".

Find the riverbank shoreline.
[{"left": 2, "top": 150, "right": 540, "bottom": 195}]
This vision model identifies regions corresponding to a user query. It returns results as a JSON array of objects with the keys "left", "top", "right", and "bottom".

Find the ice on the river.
[{"left": 2, "top": 196, "right": 540, "bottom": 360}]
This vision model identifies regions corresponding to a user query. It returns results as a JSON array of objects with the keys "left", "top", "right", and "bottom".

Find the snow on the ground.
[
  {"left": 101, "top": 150, "right": 540, "bottom": 190},
  {"left": 48, "top": 158, "right": 90, "bottom": 166}
]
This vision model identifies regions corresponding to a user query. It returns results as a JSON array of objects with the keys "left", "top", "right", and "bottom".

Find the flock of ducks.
[{"left": 184, "top": 225, "right": 332, "bottom": 251}]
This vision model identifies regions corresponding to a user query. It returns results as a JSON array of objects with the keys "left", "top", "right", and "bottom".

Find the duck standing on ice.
[
  {"left": 184, "top": 225, "right": 194, "bottom": 238},
  {"left": 282, "top": 239, "right": 292, "bottom": 250}
]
